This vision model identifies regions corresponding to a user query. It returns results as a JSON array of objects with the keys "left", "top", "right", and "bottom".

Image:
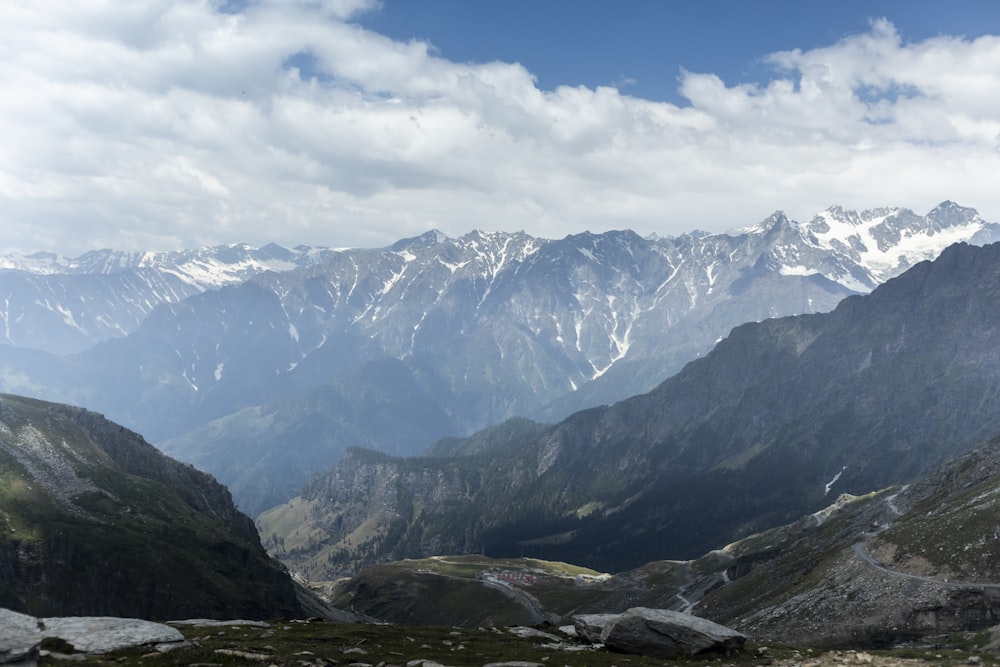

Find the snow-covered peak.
[
  {"left": 0, "top": 243, "right": 336, "bottom": 290},
  {"left": 800, "top": 203, "right": 996, "bottom": 284},
  {"left": 725, "top": 211, "right": 791, "bottom": 237},
  {"left": 0, "top": 251, "right": 67, "bottom": 274}
]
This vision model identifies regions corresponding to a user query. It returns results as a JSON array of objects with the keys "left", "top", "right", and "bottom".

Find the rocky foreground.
[{"left": 3, "top": 605, "right": 1000, "bottom": 667}]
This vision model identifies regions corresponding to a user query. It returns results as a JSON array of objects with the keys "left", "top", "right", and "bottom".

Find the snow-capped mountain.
[
  {"left": 260, "top": 239, "right": 1000, "bottom": 577},
  {"left": 0, "top": 242, "right": 332, "bottom": 288},
  {"left": 795, "top": 200, "right": 997, "bottom": 289},
  {"left": 3, "top": 202, "right": 998, "bottom": 513},
  {"left": 0, "top": 243, "right": 336, "bottom": 353}
]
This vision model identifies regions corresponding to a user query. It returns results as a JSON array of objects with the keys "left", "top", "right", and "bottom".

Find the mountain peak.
[
  {"left": 926, "top": 200, "right": 981, "bottom": 226},
  {"left": 725, "top": 210, "right": 790, "bottom": 236},
  {"left": 390, "top": 229, "right": 451, "bottom": 251}
]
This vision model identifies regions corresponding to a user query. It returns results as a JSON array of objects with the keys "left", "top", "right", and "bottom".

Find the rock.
[
  {"left": 505, "top": 627, "right": 561, "bottom": 642},
  {"left": 598, "top": 607, "right": 746, "bottom": 659},
  {"left": 571, "top": 613, "right": 619, "bottom": 643},
  {"left": 0, "top": 608, "right": 41, "bottom": 666},
  {"left": 1, "top": 608, "right": 189, "bottom": 662},
  {"left": 40, "top": 616, "right": 187, "bottom": 654},
  {"left": 215, "top": 648, "right": 272, "bottom": 661},
  {"left": 170, "top": 619, "right": 270, "bottom": 627}
]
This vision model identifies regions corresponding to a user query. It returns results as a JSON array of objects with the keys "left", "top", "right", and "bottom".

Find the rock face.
[{"left": 574, "top": 608, "right": 746, "bottom": 658}]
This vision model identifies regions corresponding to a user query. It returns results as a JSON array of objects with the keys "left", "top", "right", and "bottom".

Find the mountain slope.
[
  {"left": 0, "top": 394, "right": 304, "bottom": 620},
  {"left": 695, "top": 434, "right": 1000, "bottom": 645},
  {"left": 325, "top": 434, "right": 1000, "bottom": 646},
  {"left": 259, "top": 240, "right": 1000, "bottom": 577}
]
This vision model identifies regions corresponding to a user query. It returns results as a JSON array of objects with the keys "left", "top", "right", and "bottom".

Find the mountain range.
[
  {"left": 1, "top": 201, "right": 996, "bottom": 516},
  {"left": 257, "top": 239, "right": 1000, "bottom": 578},
  {"left": 0, "top": 243, "right": 332, "bottom": 355}
]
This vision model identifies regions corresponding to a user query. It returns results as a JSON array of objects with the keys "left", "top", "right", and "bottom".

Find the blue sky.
[
  {"left": 362, "top": 1, "right": 1000, "bottom": 102},
  {"left": 1, "top": 0, "right": 1000, "bottom": 255}
]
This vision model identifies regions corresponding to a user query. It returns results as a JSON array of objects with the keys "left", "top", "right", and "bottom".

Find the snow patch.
[
  {"left": 824, "top": 466, "right": 847, "bottom": 496},
  {"left": 778, "top": 265, "right": 817, "bottom": 277}
]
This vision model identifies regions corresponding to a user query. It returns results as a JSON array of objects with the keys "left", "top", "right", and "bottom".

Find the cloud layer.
[{"left": 1, "top": 2, "right": 999, "bottom": 254}]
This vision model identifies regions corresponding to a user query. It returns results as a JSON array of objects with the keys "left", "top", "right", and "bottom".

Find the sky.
[{"left": 2, "top": 1, "right": 1000, "bottom": 256}]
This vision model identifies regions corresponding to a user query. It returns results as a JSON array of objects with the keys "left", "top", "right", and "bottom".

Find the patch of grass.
[
  {"left": 36, "top": 620, "right": 757, "bottom": 667},
  {"left": 45, "top": 621, "right": 994, "bottom": 667}
]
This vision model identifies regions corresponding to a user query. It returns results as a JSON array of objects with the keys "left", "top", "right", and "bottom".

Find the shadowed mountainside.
[{"left": 0, "top": 394, "right": 304, "bottom": 620}]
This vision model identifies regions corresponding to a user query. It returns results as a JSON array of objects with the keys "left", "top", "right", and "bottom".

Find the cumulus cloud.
[{"left": 0, "top": 5, "right": 998, "bottom": 254}]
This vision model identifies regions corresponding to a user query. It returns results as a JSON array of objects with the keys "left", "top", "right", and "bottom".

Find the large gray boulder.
[
  {"left": 574, "top": 607, "right": 746, "bottom": 658},
  {"left": 0, "top": 608, "right": 40, "bottom": 666},
  {"left": 0, "top": 607, "right": 187, "bottom": 663},
  {"left": 40, "top": 616, "right": 185, "bottom": 654}
]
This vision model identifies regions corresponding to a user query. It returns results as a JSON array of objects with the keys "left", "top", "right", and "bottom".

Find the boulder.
[
  {"left": 0, "top": 607, "right": 187, "bottom": 661},
  {"left": 574, "top": 607, "right": 746, "bottom": 658},
  {"left": 0, "top": 608, "right": 41, "bottom": 666},
  {"left": 572, "top": 613, "right": 619, "bottom": 643},
  {"left": 40, "top": 616, "right": 186, "bottom": 654}
]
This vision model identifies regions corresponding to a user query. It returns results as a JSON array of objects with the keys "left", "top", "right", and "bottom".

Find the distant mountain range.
[
  {"left": 0, "top": 243, "right": 333, "bottom": 355},
  {"left": 257, "top": 240, "right": 1000, "bottom": 577},
  {"left": 1, "top": 201, "right": 996, "bottom": 515}
]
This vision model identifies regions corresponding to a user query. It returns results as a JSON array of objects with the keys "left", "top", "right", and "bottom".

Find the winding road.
[{"left": 850, "top": 489, "right": 1000, "bottom": 590}]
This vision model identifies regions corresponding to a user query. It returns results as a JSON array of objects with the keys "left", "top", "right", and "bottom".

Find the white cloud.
[{"left": 0, "top": 5, "right": 999, "bottom": 255}]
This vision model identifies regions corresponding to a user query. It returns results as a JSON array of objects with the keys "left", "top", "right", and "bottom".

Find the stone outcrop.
[
  {"left": 573, "top": 607, "right": 746, "bottom": 658},
  {"left": 0, "top": 607, "right": 188, "bottom": 664}
]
